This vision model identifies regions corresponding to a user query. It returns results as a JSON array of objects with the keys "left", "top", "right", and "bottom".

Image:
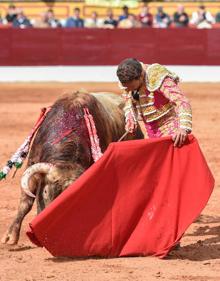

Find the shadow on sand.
[{"left": 167, "top": 215, "right": 220, "bottom": 261}]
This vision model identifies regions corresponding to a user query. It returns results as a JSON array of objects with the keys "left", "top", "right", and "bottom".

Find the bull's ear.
[
  {"left": 62, "top": 178, "right": 75, "bottom": 191},
  {"left": 46, "top": 167, "right": 61, "bottom": 183},
  {"left": 46, "top": 166, "right": 74, "bottom": 183}
]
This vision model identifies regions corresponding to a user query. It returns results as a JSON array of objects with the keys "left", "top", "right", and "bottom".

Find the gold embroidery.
[
  {"left": 132, "top": 89, "right": 174, "bottom": 123},
  {"left": 136, "top": 91, "right": 158, "bottom": 117},
  {"left": 180, "top": 120, "right": 192, "bottom": 128},
  {"left": 180, "top": 115, "right": 192, "bottom": 121},
  {"left": 179, "top": 109, "right": 192, "bottom": 131},
  {"left": 138, "top": 103, "right": 174, "bottom": 123},
  {"left": 146, "top": 64, "right": 179, "bottom": 92}
]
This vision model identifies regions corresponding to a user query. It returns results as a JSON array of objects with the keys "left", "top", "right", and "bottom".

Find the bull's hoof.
[{"left": 1, "top": 228, "right": 19, "bottom": 245}]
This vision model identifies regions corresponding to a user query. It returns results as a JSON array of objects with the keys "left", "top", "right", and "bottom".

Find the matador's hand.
[
  {"left": 125, "top": 112, "right": 137, "bottom": 133},
  {"left": 125, "top": 121, "right": 137, "bottom": 133},
  {"left": 172, "top": 128, "right": 188, "bottom": 147},
  {"left": 125, "top": 118, "right": 137, "bottom": 134}
]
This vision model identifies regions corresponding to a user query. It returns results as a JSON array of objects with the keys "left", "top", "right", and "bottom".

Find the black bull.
[{"left": 1, "top": 91, "right": 144, "bottom": 245}]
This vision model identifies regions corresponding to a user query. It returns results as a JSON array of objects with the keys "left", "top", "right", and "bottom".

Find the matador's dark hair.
[{"left": 116, "top": 58, "right": 142, "bottom": 83}]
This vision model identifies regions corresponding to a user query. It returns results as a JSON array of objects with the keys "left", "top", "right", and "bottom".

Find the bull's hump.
[{"left": 91, "top": 92, "right": 123, "bottom": 107}]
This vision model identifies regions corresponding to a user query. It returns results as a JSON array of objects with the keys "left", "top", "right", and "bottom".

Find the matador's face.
[{"left": 121, "top": 70, "right": 146, "bottom": 92}]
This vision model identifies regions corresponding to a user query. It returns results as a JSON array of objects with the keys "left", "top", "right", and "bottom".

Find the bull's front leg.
[
  {"left": 1, "top": 191, "right": 35, "bottom": 245},
  {"left": 1, "top": 175, "right": 39, "bottom": 245}
]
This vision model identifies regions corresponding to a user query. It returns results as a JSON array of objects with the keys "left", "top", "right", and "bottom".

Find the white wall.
[{"left": 0, "top": 66, "right": 219, "bottom": 82}]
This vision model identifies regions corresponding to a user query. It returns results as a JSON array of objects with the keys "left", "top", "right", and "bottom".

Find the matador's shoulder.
[{"left": 146, "top": 63, "right": 180, "bottom": 92}]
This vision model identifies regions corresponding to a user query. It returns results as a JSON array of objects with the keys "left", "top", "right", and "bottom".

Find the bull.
[{"left": 1, "top": 91, "right": 144, "bottom": 245}]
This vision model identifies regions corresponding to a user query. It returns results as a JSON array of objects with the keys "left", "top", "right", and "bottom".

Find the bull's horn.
[{"left": 21, "top": 163, "right": 53, "bottom": 198}]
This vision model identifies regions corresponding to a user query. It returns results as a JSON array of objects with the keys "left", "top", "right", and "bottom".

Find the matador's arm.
[
  {"left": 160, "top": 77, "right": 192, "bottom": 133},
  {"left": 121, "top": 91, "right": 138, "bottom": 132}
]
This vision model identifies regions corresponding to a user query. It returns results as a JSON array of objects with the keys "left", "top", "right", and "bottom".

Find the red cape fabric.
[{"left": 27, "top": 135, "right": 214, "bottom": 258}]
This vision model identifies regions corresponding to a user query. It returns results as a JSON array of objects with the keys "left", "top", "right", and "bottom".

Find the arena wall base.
[{"left": 0, "top": 66, "right": 219, "bottom": 83}]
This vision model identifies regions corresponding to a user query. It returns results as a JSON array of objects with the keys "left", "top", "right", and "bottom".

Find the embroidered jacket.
[{"left": 122, "top": 63, "right": 192, "bottom": 133}]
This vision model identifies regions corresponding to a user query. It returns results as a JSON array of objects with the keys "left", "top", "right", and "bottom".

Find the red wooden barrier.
[{"left": 0, "top": 28, "right": 220, "bottom": 66}]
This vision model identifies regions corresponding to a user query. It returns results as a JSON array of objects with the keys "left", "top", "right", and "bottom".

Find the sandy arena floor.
[{"left": 0, "top": 82, "right": 219, "bottom": 281}]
